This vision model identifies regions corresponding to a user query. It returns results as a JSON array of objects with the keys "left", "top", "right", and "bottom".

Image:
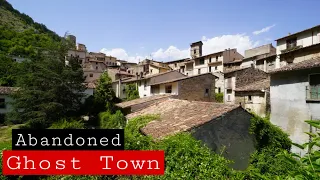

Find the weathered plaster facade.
[
  {"left": 275, "top": 25, "right": 320, "bottom": 68},
  {"left": 270, "top": 68, "right": 320, "bottom": 155}
]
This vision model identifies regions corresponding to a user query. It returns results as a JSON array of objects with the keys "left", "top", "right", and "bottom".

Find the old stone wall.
[
  {"left": 177, "top": 74, "right": 215, "bottom": 102},
  {"left": 191, "top": 107, "right": 255, "bottom": 170},
  {"left": 235, "top": 67, "right": 269, "bottom": 88}
]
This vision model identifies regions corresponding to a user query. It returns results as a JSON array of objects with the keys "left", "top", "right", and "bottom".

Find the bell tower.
[{"left": 190, "top": 41, "right": 203, "bottom": 59}]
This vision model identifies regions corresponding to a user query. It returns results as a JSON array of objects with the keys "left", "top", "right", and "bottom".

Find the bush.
[
  {"left": 215, "top": 93, "right": 223, "bottom": 103},
  {"left": 125, "top": 83, "right": 139, "bottom": 101},
  {"left": 239, "top": 113, "right": 296, "bottom": 179},
  {"left": 49, "top": 118, "right": 85, "bottom": 129},
  {"left": 99, "top": 110, "right": 126, "bottom": 129}
]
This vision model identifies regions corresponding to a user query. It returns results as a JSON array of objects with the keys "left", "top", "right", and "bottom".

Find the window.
[
  {"left": 198, "top": 69, "right": 201, "bottom": 74},
  {"left": 248, "top": 95, "right": 252, "bottom": 102},
  {"left": 96, "top": 62, "right": 98, "bottom": 65},
  {"left": 308, "top": 74, "right": 320, "bottom": 100},
  {"left": 144, "top": 80, "right": 147, "bottom": 90},
  {"left": 90, "top": 74, "right": 93, "bottom": 77},
  {"left": 96, "top": 66, "right": 98, "bottom": 70},
  {"left": 194, "top": 49, "right": 196, "bottom": 54},
  {"left": 216, "top": 56, "right": 218, "bottom": 61},
  {"left": 286, "top": 38, "right": 297, "bottom": 49},
  {"left": 165, "top": 85, "right": 172, "bottom": 93},
  {"left": 218, "top": 88, "right": 221, "bottom": 93},
  {"left": 199, "top": 59, "right": 204, "bottom": 65},
  {"left": 215, "top": 66, "right": 218, "bottom": 70},
  {"left": 175, "top": 63, "right": 177, "bottom": 67},
  {"left": 209, "top": 66, "right": 212, "bottom": 72},
  {"left": 209, "top": 57, "right": 211, "bottom": 63},
  {"left": 0, "top": 99, "right": 5, "bottom": 109},
  {"left": 205, "top": 89, "right": 209, "bottom": 96}
]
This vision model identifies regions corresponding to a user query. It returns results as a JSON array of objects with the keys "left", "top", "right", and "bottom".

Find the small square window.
[
  {"left": 248, "top": 95, "right": 252, "bottom": 101},
  {"left": 215, "top": 66, "right": 218, "bottom": 70},
  {"left": 90, "top": 74, "right": 93, "bottom": 77}
]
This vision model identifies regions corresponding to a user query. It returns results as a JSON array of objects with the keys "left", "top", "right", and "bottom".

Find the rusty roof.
[
  {"left": 126, "top": 99, "right": 240, "bottom": 139},
  {"left": 269, "top": 57, "right": 320, "bottom": 74},
  {"left": 0, "top": 87, "right": 18, "bottom": 95},
  {"left": 235, "top": 78, "right": 270, "bottom": 92},
  {"left": 115, "top": 94, "right": 173, "bottom": 108},
  {"left": 149, "top": 73, "right": 218, "bottom": 86}
]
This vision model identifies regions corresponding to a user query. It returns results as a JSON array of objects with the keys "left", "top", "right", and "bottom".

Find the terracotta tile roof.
[
  {"left": 0, "top": 87, "right": 18, "bottom": 95},
  {"left": 126, "top": 99, "right": 240, "bottom": 139},
  {"left": 149, "top": 73, "right": 217, "bottom": 86},
  {"left": 269, "top": 57, "right": 320, "bottom": 74},
  {"left": 235, "top": 78, "right": 270, "bottom": 92},
  {"left": 115, "top": 94, "right": 173, "bottom": 108}
]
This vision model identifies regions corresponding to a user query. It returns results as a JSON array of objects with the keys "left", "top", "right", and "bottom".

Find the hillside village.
[
  {"left": 2, "top": 24, "right": 320, "bottom": 158},
  {"left": 1, "top": 0, "right": 320, "bottom": 179},
  {"left": 73, "top": 24, "right": 319, "bottom": 155}
]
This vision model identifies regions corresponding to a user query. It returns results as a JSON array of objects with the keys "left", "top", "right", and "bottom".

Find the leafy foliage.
[
  {"left": 250, "top": 113, "right": 291, "bottom": 151},
  {"left": 99, "top": 110, "right": 126, "bottom": 129},
  {"left": 49, "top": 118, "right": 85, "bottom": 129},
  {"left": 275, "top": 120, "right": 320, "bottom": 179},
  {"left": 94, "top": 72, "right": 116, "bottom": 112},
  {"left": 215, "top": 92, "right": 223, "bottom": 103},
  {"left": 125, "top": 83, "right": 139, "bottom": 101},
  {"left": 6, "top": 40, "right": 86, "bottom": 128}
]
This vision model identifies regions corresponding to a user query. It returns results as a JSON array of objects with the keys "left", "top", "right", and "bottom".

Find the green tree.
[
  {"left": 94, "top": 72, "right": 116, "bottom": 111},
  {"left": 125, "top": 83, "right": 139, "bottom": 101},
  {"left": 6, "top": 38, "right": 85, "bottom": 128}
]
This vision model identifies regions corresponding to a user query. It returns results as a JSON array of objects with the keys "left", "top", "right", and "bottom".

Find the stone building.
[
  {"left": 269, "top": 57, "right": 320, "bottom": 155},
  {"left": 134, "top": 59, "right": 171, "bottom": 76},
  {"left": 112, "top": 70, "right": 186, "bottom": 99},
  {"left": 234, "top": 78, "right": 270, "bottom": 117},
  {"left": 240, "top": 44, "right": 276, "bottom": 72},
  {"left": 124, "top": 98, "right": 255, "bottom": 170},
  {"left": 147, "top": 73, "right": 217, "bottom": 102},
  {"left": 224, "top": 66, "right": 269, "bottom": 117},
  {"left": 275, "top": 24, "right": 320, "bottom": 69},
  {"left": 165, "top": 41, "right": 244, "bottom": 94}
]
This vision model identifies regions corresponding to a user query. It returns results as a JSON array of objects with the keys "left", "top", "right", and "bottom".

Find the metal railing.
[{"left": 306, "top": 86, "right": 320, "bottom": 101}]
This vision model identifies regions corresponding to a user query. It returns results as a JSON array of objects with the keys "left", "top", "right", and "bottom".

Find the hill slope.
[{"left": 0, "top": 0, "right": 60, "bottom": 41}]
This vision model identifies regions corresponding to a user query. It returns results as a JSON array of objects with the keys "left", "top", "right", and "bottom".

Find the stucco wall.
[
  {"left": 235, "top": 92, "right": 267, "bottom": 117},
  {"left": 158, "top": 82, "right": 178, "bottom": 95},
  {"left": 138, "top": 79, "right": 151, "bottom": 98},
  {"left": 177, "top": 73, "right": 215, "bottom": 102},
  {"left": 276, "top": 28, "right": 320, "bottom": 68},
  {"left": 191, "top": 107, "right": 255, "bottom": 170},
  {"left": 270, "top": 69, "right": 320, "bottom": 155},
  {"left": 83, "top": 71, "right": 102, "bottom": 83},
  {"left": 244, "top": 44, "right": 274, "bottom": 58}
]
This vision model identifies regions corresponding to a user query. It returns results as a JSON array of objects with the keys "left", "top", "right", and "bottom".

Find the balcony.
[
  {"left": 281, "top": 45, "right": 303, "bottom": 54},
  {"left": 306, "top": 86, "right": 320, "bottom": 102}
]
